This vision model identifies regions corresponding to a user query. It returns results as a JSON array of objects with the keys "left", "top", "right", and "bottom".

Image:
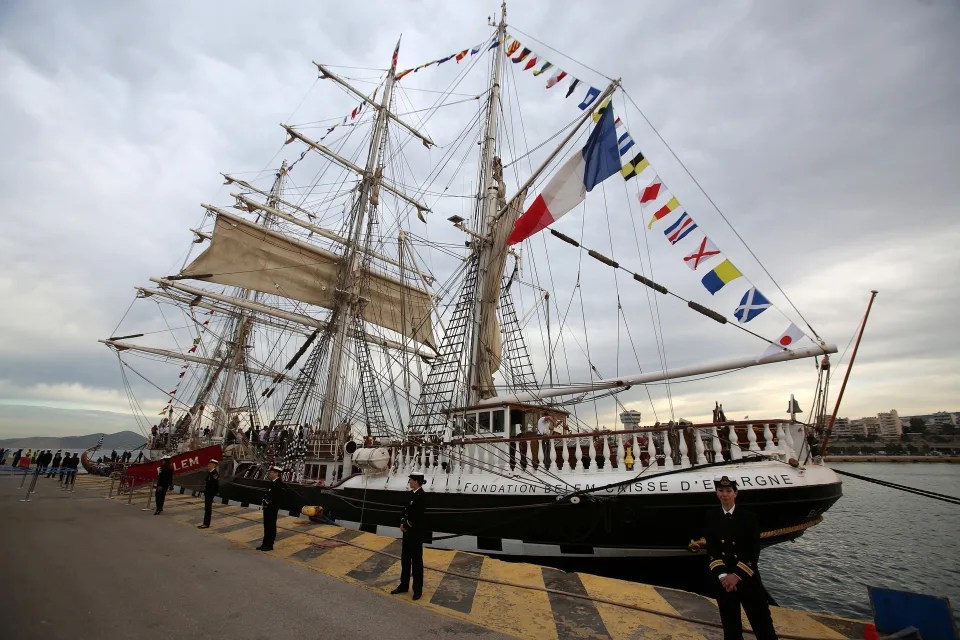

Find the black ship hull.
[{"left": 218, "top": 464, "right": 842, "bottom": 559}]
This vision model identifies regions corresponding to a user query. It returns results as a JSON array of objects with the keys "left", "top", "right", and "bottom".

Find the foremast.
[{"left": 212, "top": 161, "right": 287, "bottom": 439}]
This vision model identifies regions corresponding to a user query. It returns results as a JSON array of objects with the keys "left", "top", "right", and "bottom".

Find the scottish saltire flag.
[
  {"left": 621, "top": 151, "right": 649, "bottom": 180},
  {"left": 734, "top": 287, "right": 771, "bottom": 322},
  {"left": 508, "top": 104, "right": 620, "bottom": 244},
  {"left": 683, "top": 237, "right": 720, "bottom": 270},
  {"left": 701, "top": 259, "right": 743, "bottom": 294},
  {"left": 762, "top": 323, "right": 806, "bottom": 357},
  {"left": 664, "top": 212, "right": 698, "bottom": 245},
  {"left": 647, "top": 196, "right": 679, "bottom": 229}
]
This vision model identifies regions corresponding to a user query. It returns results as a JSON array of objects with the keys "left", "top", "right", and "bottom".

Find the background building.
[{"left": 877, "top": 410, "right": 902, "bottom": 440}]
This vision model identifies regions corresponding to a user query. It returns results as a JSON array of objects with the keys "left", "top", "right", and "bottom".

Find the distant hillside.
[{"left": 0, "top": 431, "right": 145, "bottom": 452}]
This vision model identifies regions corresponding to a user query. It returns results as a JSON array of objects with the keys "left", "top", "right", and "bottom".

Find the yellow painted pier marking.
[{"left": 87, "top": 478, "right": 867, "bottom": 640}]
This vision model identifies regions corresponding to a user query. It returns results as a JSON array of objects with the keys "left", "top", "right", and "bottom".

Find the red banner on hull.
[{"left": 122, "top": 444, "right": 221, "bottom": 487}]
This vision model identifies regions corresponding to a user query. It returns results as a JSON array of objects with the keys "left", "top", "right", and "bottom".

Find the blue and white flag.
[
  {"left": 734, "top": 288, "right": 771, "bottom": 323},
  {"left": 663, "top": 212, "right": 698, "bottom": 245}
]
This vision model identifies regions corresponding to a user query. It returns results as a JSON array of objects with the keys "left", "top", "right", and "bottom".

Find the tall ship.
[{"left": 104, "top": 4, "right": 842, "bottom": 559}]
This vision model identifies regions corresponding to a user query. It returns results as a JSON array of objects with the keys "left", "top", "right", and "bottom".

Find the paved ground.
[{"left": 0, "top": 471, "right": 513, "bottom": 640}]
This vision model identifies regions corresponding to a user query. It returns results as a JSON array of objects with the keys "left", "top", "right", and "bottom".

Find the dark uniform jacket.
[
  {"left": 157, "top": 464, "right": 174, "bottom": 490},
  {"left": 704, "top": 506, "right": 762, "bottom": 582},
  {"left": 204, "top": 468, "right": 220, "bottom": 496},
  {"left": 262, "top": 477, "right": 285, "bottom": 511},
  {"left": 401, "top": 488, "right": 427, "bottom": 541}
]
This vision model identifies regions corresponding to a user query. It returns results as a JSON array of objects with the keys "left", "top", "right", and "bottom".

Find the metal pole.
[
  {"left": 820, "top": 290, "right": 879, "bottom": 455},
  {"left": 142, "top": 479, "right": 155, "bottom": 511},
  {"left": 20, "top": 469, "right": 40, "bottom": 502}
]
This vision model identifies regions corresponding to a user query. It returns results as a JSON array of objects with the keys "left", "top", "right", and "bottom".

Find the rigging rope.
[{"left": 830, "top": 468, "right": 960, "bottom": 506}]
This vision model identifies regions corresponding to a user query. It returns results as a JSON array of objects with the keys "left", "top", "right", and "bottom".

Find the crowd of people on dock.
[{"left": 0, "top": 448, "right": 81, "bottom": 487}]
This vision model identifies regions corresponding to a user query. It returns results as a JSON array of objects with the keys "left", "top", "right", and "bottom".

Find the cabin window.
[
  {"left": 465, "top": 413, "right": 477, "bottom": 435},
  {"left": 492, "top": 409, "right": 505, "bottom": 433},
  {"left": 479, "top": 411, "right": 491, "bottom": 433}
]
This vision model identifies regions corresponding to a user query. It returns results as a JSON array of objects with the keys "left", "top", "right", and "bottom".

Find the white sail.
[
  {"left": 180, "top": 211, "right": 435, "bottom": 349},
  {"left": 475, "top": 164, "right": 527, "bottom": 399}
]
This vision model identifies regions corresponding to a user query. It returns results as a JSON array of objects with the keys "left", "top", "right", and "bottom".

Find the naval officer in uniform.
[
  {"left": 257, "top": 466, "right": 284, "bottom": 551},
  {"left": 197, "top": 459, "right": 219, "bottom": 529},
  {"left": 391, "top": 472, "right": 427, "bottom": 600},
  {"left": 154, "top": 455, "right": 174, "bottom": 515},
  {"left": 704, "top": 475, "right": 778, "bottom": 640}
]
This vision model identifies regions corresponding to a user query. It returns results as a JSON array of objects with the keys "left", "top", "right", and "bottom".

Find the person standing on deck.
[
  {"left": 391, "top": 472, "right": 428, "bottom": 601},
  {"left": 154, "top": 456, "right": 173, "bottom": 515},
  {"left": 257, "top": 466, "right": 284, "bottom": 551},
  {"left": 197, "top": 459, "right": 220, "bottom": 529},
  {"left": 703, "top": 476, "right": 778, "bottom": 640}
]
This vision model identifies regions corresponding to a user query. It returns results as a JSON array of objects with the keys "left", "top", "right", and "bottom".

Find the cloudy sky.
[{"left": 0, "top": 0, "right": 957, "bottom": 439}]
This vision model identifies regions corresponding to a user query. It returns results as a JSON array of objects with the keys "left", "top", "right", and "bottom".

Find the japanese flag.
[{"left": 762, "top": 323, "right": 806, "bottom": 358}]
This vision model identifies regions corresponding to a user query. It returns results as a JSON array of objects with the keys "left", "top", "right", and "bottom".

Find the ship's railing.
[{"left": 372, "top": 420, "right": 806, "bottom": 484}]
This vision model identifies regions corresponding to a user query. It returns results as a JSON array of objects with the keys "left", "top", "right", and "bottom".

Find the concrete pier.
[
  {"left": 0, "top": 471, "right": 510, "bottom": 640},
  {"left": 1, "top": 470, "right": 868, "bottom": 640}
]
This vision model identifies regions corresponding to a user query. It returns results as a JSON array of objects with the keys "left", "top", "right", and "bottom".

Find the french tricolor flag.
[{"left": 507, "top": 104, "right": 621, "bottom": 245}]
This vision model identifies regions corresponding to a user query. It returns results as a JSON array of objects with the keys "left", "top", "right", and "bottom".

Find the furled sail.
[
  {"left": 475, "top": 158, "right": 527, "bottom": 399},
  {"left": 180, "top": 211, "right": 435, "bottom": 348}
]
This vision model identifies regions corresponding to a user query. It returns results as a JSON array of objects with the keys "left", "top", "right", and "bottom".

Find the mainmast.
[
  {"left": 465, "top": 3, "right": 508, "bottom": 406},
  {"left": 318, "top": 45, "right": 400, "bottom": 432}
]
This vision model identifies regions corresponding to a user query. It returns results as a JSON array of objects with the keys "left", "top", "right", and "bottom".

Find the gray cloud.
[{"left": 1, "top": 1, "right": 957, "bottom": 438}]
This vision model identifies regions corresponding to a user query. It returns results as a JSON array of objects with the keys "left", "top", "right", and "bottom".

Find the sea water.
[{"left": 763, "top": 463, "right": 960, "bottom": 621}]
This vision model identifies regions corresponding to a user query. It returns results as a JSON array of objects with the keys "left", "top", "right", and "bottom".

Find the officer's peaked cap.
[
  {"left": 408, "top": 473, "right": 426, "bottom": 485},
  {"left": 715, "top": 475, "right": 738, "bottom": 489}
]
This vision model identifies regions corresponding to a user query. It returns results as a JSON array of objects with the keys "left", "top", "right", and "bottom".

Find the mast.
[
  {"left": 819, "top": 290, "right": 879, "bottom": 454},
  {"left": 466, "top": 3, "right": 508, "bottom": 406},
  {"left": 213, "top": 161, "right": 286, "bottom": 437},
  {"left": 318, "top": 43, "right": 399, "bottom": 432}
]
